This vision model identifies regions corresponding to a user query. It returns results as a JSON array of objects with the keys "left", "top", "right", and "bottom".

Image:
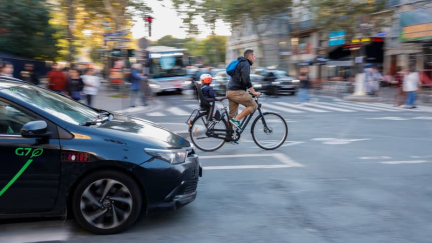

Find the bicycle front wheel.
[
  {"left": 189, "top": 114, "right": 227, "bottom": 152},
  {"left": 251, "top": 112, "right": 288, "bottom": 150}
]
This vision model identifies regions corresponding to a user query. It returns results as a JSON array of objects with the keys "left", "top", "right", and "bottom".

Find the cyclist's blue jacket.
[
  {"left": 227, "top": 56, "right": 253, "bottom": 91},
  {"left": 201, "top": 84, "right": 215, "bottom": 100}
]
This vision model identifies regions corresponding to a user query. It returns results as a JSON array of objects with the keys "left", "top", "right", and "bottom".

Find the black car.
[
  {"left": 0, "top": 78, "right": 202, "bottom": 234},
  {"left": 261, "top": 70, "right": 299, "bottom": 95}
]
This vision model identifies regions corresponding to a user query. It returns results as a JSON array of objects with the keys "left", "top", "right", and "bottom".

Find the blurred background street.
[{"left": 2, "top": 0, "right": 432, "bottom": 242}]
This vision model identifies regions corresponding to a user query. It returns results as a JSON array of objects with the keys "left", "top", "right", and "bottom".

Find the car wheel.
[{"left": 72, "top": 170, "right": 142, "bottom": 235}]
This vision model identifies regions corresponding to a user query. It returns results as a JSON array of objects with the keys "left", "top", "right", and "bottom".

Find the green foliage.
[
  {"left": 300, "top": 0, "right": 385, "bottom": 37},
  {"left": 173, "top": 0, "right": 291, "bottom": 31},
  {"left": 152, "top": 35, "right": 227, "bottom": 66},
  {"left": 0, "top": 0, "right": 60, "bottom": 59}
]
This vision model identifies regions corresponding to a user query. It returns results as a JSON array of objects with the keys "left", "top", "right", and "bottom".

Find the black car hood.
[{"left": 97, "top": 113, "right": 190, "bottom": 148}]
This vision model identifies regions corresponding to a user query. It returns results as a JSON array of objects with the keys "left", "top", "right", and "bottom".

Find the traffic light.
[{"left": 144, "top": 16, "right": 153, "bottom": 37}]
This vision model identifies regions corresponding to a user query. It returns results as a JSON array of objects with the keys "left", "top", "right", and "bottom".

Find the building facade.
[
  {"left": 385, "top": 0, "right": 432, "bottom": 84},
  {"left": 225, "top": 16, "right": 291, "bottom": 69}
]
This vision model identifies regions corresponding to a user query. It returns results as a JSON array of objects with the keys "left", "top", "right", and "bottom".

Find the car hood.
[{"left": 97, "top": 113, "right": 190, "bottom": 148}]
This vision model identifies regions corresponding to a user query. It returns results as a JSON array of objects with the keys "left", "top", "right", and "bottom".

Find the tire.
[
  {"left": 251, "top": 112, "right": 288, "bottom": 150},
  {"left": 189, "top": 113, "right": 227, "bottom": 152},
  {"left": 72, "top": 170, "right": 142, "bottom": 235}
]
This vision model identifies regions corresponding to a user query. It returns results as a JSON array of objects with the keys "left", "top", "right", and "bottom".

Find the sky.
[{"left": 131, "top": 0, "right": 231, "bottom": 41}]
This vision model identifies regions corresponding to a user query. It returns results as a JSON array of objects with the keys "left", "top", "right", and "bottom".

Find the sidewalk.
[
  {"left": 91, "top": 83, "right": 163, "bottom": 114},
  {"left": 311, "top": 85, "right": 432, "bottom": 106}
]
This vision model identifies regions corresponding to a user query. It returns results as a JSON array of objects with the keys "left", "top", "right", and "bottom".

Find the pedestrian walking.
[
  {"left": 393, "top": 67, "right": 406, "bottom": 106},
  {"left": 403, "top": 66, "right": 422, "bottom": 109},
  {"left": 129, "top": 63, "right": 147, "bottom": 107},
  {"left": 365, "top": 65, "right": 383, "bottom": 96},
  {"left": 20, "top": 63, "right": 40, "bottom": 85},
  {"left": 47, "top": 62, "right": 67, "bottom": 94},
  {"left": 67, "top": 67, "right": 84, "bottom": 102},
  {"left": 298, "top": 67, "right": 311, "bottom": 104},
  {"left": 0, "top": 62, "right": 14, "bottom": 77},
  {"left": 82, "top": 68, "right": 100, "bottom": 107}
]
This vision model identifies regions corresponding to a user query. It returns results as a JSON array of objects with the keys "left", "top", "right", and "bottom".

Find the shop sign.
[
  {"left": 329, "top": 31, "right": 345, "bottom": 46},
  {"left": 400, "top": 7, "right": 432, "bottom": 41},
  {"left": 351, "top": 37, "right": 384, "bottom": 43}
]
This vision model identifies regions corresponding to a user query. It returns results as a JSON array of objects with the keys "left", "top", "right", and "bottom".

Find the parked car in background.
[{"left": 260, "top": 70, "right": 299, "bottom": 95}]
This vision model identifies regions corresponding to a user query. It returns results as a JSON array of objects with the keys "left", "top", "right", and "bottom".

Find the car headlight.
[
  {"left": 291, "top": 80, "right": 300, "bottom": 83},
  {"left": 149, "top": 84, "right": 161, "bottom": 88},
  {"left": 144, "top": 148, "right": 187, "bottom": 164},
  {"left": 272, "top": 82, "right": 280, "bottom": 85}
]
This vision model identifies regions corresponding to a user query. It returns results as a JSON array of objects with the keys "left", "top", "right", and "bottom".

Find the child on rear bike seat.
[{"left": 200, "top": 74, "right": 219, "bottom": 121}]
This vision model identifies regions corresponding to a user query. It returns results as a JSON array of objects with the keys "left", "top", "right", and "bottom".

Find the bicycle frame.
[{"left": 202, "top": 96, "right": 268, "bottom": 142}]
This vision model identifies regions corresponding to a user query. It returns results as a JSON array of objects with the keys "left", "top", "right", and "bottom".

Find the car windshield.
[
  {"left": 274, "top": 71, "right": 288, "bottom": 78},
  {"left": 1, "top": 84, "right": 99, "bottom": 125}
]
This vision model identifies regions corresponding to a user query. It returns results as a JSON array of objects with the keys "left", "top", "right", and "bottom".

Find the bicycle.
[{"left": 186, "top": 90, "right": 288, "bottom": 152}]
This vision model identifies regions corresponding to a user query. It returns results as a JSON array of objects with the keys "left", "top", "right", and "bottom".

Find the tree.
[
  {"left": 173, "top": 0, "right": 292, "bottom": 65},
  {"left": 201, "top": 35, "right": 227, "bottom": 65},
  {"left": 54, "top": 0, "right": 152, "bottom": 62},
  {"left": 299, "top": 0, "right": 385, "bottom": 38},
  {"left": 154, "top": 35, "right": 184, "bottom": 48},
  {"left": 151, "top": 35, "right": 227, "bottom": 66},
  {"left": 0, "top": 0, "right": 60, "bottom": 59}
]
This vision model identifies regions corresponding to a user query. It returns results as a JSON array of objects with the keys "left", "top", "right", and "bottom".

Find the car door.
[{"left": 0, "top": 99, "right": 61, "bottom": 214}]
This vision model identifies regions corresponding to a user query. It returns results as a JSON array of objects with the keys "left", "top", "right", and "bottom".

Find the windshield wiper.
[{"left": 79, "top": 110, "right": 112, "bottom": 126}]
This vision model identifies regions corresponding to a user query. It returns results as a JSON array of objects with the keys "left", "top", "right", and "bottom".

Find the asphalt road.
[{"left": 2, "top": 92, "right": 432, "bottom": 243}]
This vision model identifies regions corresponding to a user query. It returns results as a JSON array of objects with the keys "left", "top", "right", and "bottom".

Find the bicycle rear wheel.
[
  {"left": 251, "top": 112, "right": 288, "bottom": 150},
  {"left": 189, "top": 113, "right": 227, "bottom": 152}
]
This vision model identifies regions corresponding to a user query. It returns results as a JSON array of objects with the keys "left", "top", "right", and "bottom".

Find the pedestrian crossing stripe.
[
  {"left": 305, "top": 102, "right": 355, "bottom": 112},
  {"left": 323, "top": 102, "right": 377, "bottom": 111},
  {"left": 275, "top": 102, "right": 328, "bottom": 112},
  {"left": 142, "top": 101, "right": 432, "bottom": 116},
  {"left": 166, "top": 107, "right": 189, "bottom": 116},
  {"left": 263, "top": 103, "right": 304, "bottom": 113}
]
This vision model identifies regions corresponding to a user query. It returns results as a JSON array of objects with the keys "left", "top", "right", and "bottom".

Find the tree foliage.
[
  {"left": 173, "top": 0, "right": 291, "bottom": 65},
  {"left": 0, "top": 0, "right": 60, "bottom": 59},
  {"left": 51, "top": 0, "right": 152, "bottom": 62},
  {"left": 300, "top": 0, "right": 385, "bottom": 38},
  {"left": 152, "top": 35, "right": 227, "bottom": 66}
]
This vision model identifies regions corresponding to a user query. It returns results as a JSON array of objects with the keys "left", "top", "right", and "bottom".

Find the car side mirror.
[{"left": 21, "top": 120, "right": 52, "bottom": 138}]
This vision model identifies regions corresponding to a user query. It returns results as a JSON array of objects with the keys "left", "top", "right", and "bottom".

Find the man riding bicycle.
[{"left": 227, "top": 49, "right": 261, "bottom": 131}]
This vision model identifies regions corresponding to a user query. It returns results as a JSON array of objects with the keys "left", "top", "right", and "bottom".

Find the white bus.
[{"left": 144, "top": 46, "right": 191, "bottom": 94}]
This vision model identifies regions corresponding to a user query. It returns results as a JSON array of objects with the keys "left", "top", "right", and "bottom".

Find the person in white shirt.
[
  {"left": 81, "top": 68, "right": 100, "bottom": 107},
  {"left": 403, "top": 67, "right": 422, "bottom": 109}
]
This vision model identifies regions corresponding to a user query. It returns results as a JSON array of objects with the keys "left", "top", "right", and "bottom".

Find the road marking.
[
  {"left": 359, "top": 103, "right": 405, "bottom": 111},
  {"left": 185, "top": 104, "right": 199, "bottom": 110},
  {"left": 365, "top": 117, "right": 409, "bottom": 121},
  {"left": 204, "top": 165, "right": 298, "bottom": 170},
  {"left": 167, "top": 107, "right": 190, "bottom": 116},
  {"left": 311, "top": 138, "right": 370, "bottom": 145},
  {"left": 413, "top": 116, "right": 432, "bottom": 120},
  {"left": 115, "top": 106, "right": 147, "bottom": 113},
  {"left": 246, "top": 140, "right": 304, "bottom": 148},
  {"left": 200, "top": 153, "right": 303, "bottom": 169},
  {"left": 380, "top": 160, "right": 429, "bottom": 164},
  {"left": 0, "top": 222, "right": 71, "bottom": 243},
  {"left": 411, "top": 155, "right": 432, "bottom": 158},
  {"left": 336, "top": 102, "right": 398, "bottom": 112},
  {"left": 262, "top": 103, "right": 304, "bottom": 113},
  {"left": 275, "top": 102, "right": 328, "bottom": 112},
  {"left": 304, "top": 102, "right": 355, "bottom": 112},
  {"left": 318, "top": 102, "right": 377, "bottom": 112},
  {"left": 146, "top": 112, "right": 165, "bottom": 116},
  {"left": 359, "top": 156, "right": 392, "bottom": 160}
]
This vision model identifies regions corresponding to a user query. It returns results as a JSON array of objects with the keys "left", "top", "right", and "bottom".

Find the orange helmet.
[{"left": 200, "top": 74, "right": 212, "bottom": 84}]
